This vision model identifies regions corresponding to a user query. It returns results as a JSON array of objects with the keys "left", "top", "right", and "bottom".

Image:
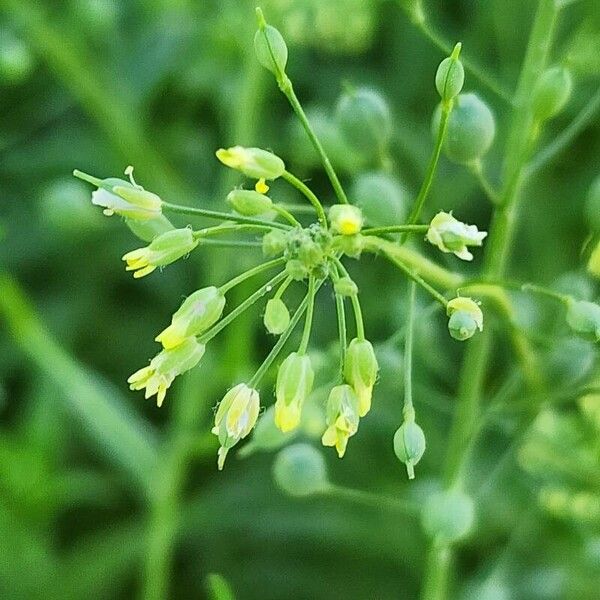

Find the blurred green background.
[{"left": 1, "top": 0, "right": 599, "bottom": 598}]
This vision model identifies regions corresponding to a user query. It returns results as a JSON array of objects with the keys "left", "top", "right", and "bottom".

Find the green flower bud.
[
  {"left": 432, "top": 93, "right": 496, "bottom": 164},
  {"left": 344, "top": 338, "right": 379, "bottom": 417},
  {"left": 435, "top": 43, "right": 464, "bottom": 102},
  {"left": 212, "top": 383, "right": 261, "bottom": 470},
  {"left": 272, "top": 443, "right": 329, "bottom": 497},
  {"left": 426, "top": 211, "right": 487, "bottom": 261},
  {"left": 264, "top": 298, "right": 290, "bottom": 335},
  {"left": 226, "top": 189, "right": 273, "bottom": 216},
  {"left": 335, "top": 87, "right": 392, "bottom": 156},
  {"left": 321, "top": 384, "right": 361, "bottom": 458},
  {"left": 125, "top": 214, "right": 175, "bottom": 243},
  {"left": 421, "top": 489, "right": 475, "bottom": 542},
  {"left": 350, "top": 172, "right": 408, "bottom": 229},
  {"left": 334, "top": 276, "right": 358, "bottom": 297},
  {"left": 332, "top": 233, "right": 365, "bottom": 258},
  {"left": 254, "top": 13, "right": 288, "bottom": 78},
  {"left": 262, "top": 229, "right": 288, "bottom": 257},
  {"left": 393, "top": 419, "right": 426, "bottom": 479},
  {"left": 565, "top": 299, "right": 600, "bottom": 342},
  {"left": 285, "top": 259, "right": 309, "bottom": 281},
  {"left": 215, "top": 146, "right": 285, "bottom": 180},
  {"left": 275, "top": 352, "right": 315, "bottom": 432},
  {"left": 128, "top": 337, "right": 205, "bottom": 408},
  {"left": 329, "top": 204, "right": 363, "bottom": 236},
  {"left": 156, "top": 286, "right": 226, "bottom": 349},
  {"left": 446, "top": 297, "right": 483, "bottom": 341},
  {"left": 122, "top": 228, "right": 198, "bottom": 278},
  {"left": 532, "top": 66, "right": 573, "bottom": 122},
  {"left": 585, "top": 176, "right": 600, "bottom": 233},
  {"left": 587, "top": 241, "right": 600, "bottom": 280}
]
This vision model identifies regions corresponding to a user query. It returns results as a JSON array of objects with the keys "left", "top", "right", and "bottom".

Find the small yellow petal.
[
  {"left": 255, "top": 178, "right": 269, "bottom": 194},
  {"left": 133, "top": 265, "right": 157, "bottom": 278}
]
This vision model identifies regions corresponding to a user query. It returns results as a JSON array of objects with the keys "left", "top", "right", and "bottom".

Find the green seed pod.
[
  {"left": 432, "top": 93, "right": 496, "bottom": 164},
  {"left": 272, "top": 443, "right": 329, "bottom": 497},
  {"left": 264, "top": 298, "right": 290, "bottom": 335},
  {"left": 350, "top": 172, "right": 408, "bottom": 228},
  {"left": 275, "top": 352, "right": 315, "bottom": 432},
  {"left": 565, "top": 299, "right": 600, "bottom": 342},
  {"left": 585, "top": 175, "right": 600, "bottom": 233},
  {"left": 421, "top": 489, "right": 475, "bottom": 542},
  {"left": 334, "top": 276, "right": 358, "bottom": 297},
  {"left": 254, "top": 22, "right": 288, "bottom": 78},
  {"left": 285, "top": 259, "right": 309, "bottom": 281},
  {"left": 216, "top": 146, "right": 285, "bottom": 180},
  {"left": 329, "top": 204, "right": 363, "bottom": 236},
  {"left": 532, "top": 66, "right": 573, "bottom": 122},
  {"left": 344, "top": 338, "right": 379, "bottom": 417},
  {"left": 227, "top": 189, "right": 273, "bottom": 216},
  {"left": 335, "top": 87, "right": 392, "bottom": 156},
  {"left": 156, "top": 287, "right": 226, "bottom": 349},
  {"left": 446, "top": 297, "right": 483, "bottom": 341},
  {"left": 393, "top": 420, "right": 426, "bottom": 479},
  {"left": 262, "top": 229, "right": 288, "bottom": 257},
  {"left": 435, "top": 44, "right": 464, "bottom": 102}
]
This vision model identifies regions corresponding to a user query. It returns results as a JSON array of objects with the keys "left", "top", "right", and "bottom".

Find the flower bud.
[
  {"left": 156, "top": 286, "right": 226, "bottom": 349},
  {"left": 215, "top": 146, "right": 285, "bottom": 180},
  {"left": 532, "top": 66, "right": 573, "bottom": 122},
  {"left": 285, "top": 259, "right": 309, "bottom": 281},
  {"left": 432, "top": 93, "right": 495, "bottom": 164},
  {"left": 446, "top": 297, "right": 483, "bottom": 341},
  {"left": 334, "top": 277, "right": 358, "bottom": 297},
  {"left": 344, "top": 338, "right": 378, "bottom": 417},
  {"left": 565, "top": 299, "right": 600, "bottom": 342},
  {"left": 393, "top": 418, "right": 426, "bottom": 479},
  {"left": 275, "top": 352, "right": 315, "bottom": 432},
  {"left": 321, "top": 384, "right": 361, "bottom": 458},
  {"left": 212, "top": 383, "right": 260, "bottom": 470},
  {"left": 329, "top": 204, "right": 363, "bottom": 236},
  {"left": 435, "top": 43, "right": 464, "bottom": 103},
  {"left": 421, "top": 489, "right": 475, "bottom": 542},
  {"left": 122, "top": 228, "right": 198, "bottom": 278},
  {"left": 125, "top": 214, "right": 175, "bottom": 243},
  {"left": 227, "top": 189, "right": 273, "bottom": 216},
  {"left": 254, "top": 12, "right": 288, "bottom": 78},
  {"left": 426, "top": 211, "right": 487, "bottom": 261},
  {"left": 335, "top": 87, "right": 392, "bottom": 156},
  {"left": 128, "top": 337, "right": 205, "bottom": 407},
  {"left": 264, "top": 298, "right": 290, "bottom": 335},
  {"left": 587, "top": 241, "right": 600, "bottom": 280},
  {"left": 350, "top": 172, "right": 408, "bottom": 229},
  {"left": 272, "top": 443, "right": 329, "bottom": 497},
  {"left": 262, "top": 229, "right": 288, "bottom": 257}
]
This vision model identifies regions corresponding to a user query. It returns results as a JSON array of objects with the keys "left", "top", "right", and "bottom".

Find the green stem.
[
  {"left": 281, "top": 170, "right": 327, "bottom": 227},
  {"left": 193, "top": 224, "right": 276, "bottom": 239},
  {"left": 332, "top": 258, "right": 365, "bottom": 340},
  {"left": 198, "top": 240, "right": 263, "bottom": 249},
  {"left": 298, "top": 276, "right": 317, "bottom": 355},
  {"left": 325, "top": 485, "right": 419, "bottom": 516},
  {"left": 520, "top": 283, "right": 569, "bottom": 303},
  {"left": 275, "top": 203, "right": 322, "bottom": 215},
  {"left": 219, "top": 258, "right": 286, "bottom": 294},
  {"left": 468, "top": 160, "right": 499, "bottom": 205},
  {"left": 272, "top": 204, "right": 302, "bottom": 227},
  {"left": 330, "top": 267, "right": 348, "bottom": 378},
  {"left": 162, "top": 201, "right": 291, "bottom": 230},
  {"left": 362, "top": 224, "right": 429, "bottom": 236},
  {"left": 404, "top": 282, "right": 416, "bottom": 415},
  {"left": 274, "top": 276, "right": 294, "bottom": 300}
]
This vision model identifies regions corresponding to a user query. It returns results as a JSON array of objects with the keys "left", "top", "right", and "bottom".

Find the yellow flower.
[
  {"left": 274, "top": 352, "right": 314, "bottom": 432},
  {"left": 255, "top": 178, "right": 270, "bottom": 194},
  {"left": 321, "top": 384, "right": 360, "bottom": 458},
  {"left": 329, "top": 204, "right": 363, "bottom": 236}
]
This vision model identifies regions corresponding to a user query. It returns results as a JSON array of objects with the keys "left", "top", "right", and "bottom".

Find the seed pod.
[
  {"left": 432, "top": 93, "right": 496, "bottom": 164},
  {"left": 329, "top": 204, "right": 363, "bottom": 236},
  {"left": 334, "top": 277, "right": 358, "bottom": 297},
  {"left": 264, "top": 298, "right": 290, "bottom": 335},
  {"left": 421, "top": 489, "right": 475, "bottom": 542},
  {"left": 532, "top": 65, "right": 573, "bottom": 122},
  {"left": 350, "top": 172, "right": 408, "bottom": 229},
  {"left": 435, "top": 43, "right": 464, "bottom": 102},
  {"left": 227, "top": 189, "right": 273, "bottom": 216},
  {"left": 272, "top": 443, "right": 329, "bottom": 497},
  {"left": 262, "top": 229, "right": 288, "bottom": 257},
  {"left": 254, "top": 19, "right": 288, "bottom": 77},
  {"left": 565, "top": 299, "right": 600, "bottom": 342},
  {"left": 216, "top": 146, "right": 285, "bottom": 180},
  {"left": 335, "top": 87, "right": 392, "bottom": 156},
  {"left": 344, "top": 338, "right": 379, "bottom": 416},
  {"left": 393, "top": 420, "right": 426, "bottom": 479},
  {"left": 275, "top": 352, "right": 315, "bottom": 432},
  {"left": 446, "top": 297, "right": 483, "bottom": 341}
]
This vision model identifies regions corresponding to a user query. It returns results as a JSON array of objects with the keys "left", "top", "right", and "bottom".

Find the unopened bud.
[
  {"left": 264, "top": 298, "right": 290, "bottom": 335},
  {"left": 254, "top": 9, "right": 288, "bottom": 78},
  {"left": 344, "top": 338, "right": 378, "bottom": 416},
  {"left": 393, "top": 418, "right": 426, "bottom": 479},
  {"left": 275, "top": 352, "right": 315, "bottom": 432},
  {"left": 216, "top": 146, "right": 285, "bottom": 180},
  {"left": 446, "top": 297, "right": 483, "bottom": 341},
  {"left": 227, "top": 189, "right": 273, "bottom": 216}
]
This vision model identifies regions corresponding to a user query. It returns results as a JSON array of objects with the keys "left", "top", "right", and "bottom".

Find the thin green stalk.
[
  {"left": 162, "top": 201, "right": 291, "bottom": 230},
  {"left": 404, "top": 282, "right": 416, "bottom": 415},
  {"left": 298, "top": 276, "right": 317, "bottom": 355},
  {"left": 332, "top": 258, "right": 365, "bottom": 340},
  {"left": 193, "top": 223, "right": 277, "bottom": 239},
  {"left": 281, "top": 170, "right": 327, "bottom": 227},
  {"left": 272, "top": 204, "right": 302, "bottom": 227},
  {"left": 330, "top": 267, "right": 348, "bottom": 378},
  {"left": 520, "top": 283, "right": 569, "bottom": 303},
  {"left": 468, "top": 160, "right": 499, "bottom": 204},
  {"left": 219, "top": 257, "right": 286, "bottom": 294},
  {"left": 362, "top": 224, "right": 429, "bottom": 236},
  {"left": 199, "top": 240, "right": 263, "bottom": 249},
  {"left": 274, "top": 276, "right": 294, "bottom": 300},
  {"left": 275, "top": 203, "right": 322, "bottom": 215},
  {"left": 325, "top": 485, "right": 419, "bottom": 516}
]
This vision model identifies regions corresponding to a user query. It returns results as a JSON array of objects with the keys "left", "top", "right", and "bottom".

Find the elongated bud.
[
  {"left": 212, "top": 383, "right": 260, "bottom": 470},
  {"left": 334, "top": 276, "right": 358, "bottom": 297},
  {"left": 156, "top": 286, "right": 225, "bottom": 349},
  {"left": 421, "top": 489, "right": 475, "bottom": 542},
  {"left": 321, "top": 384, "right": 361, "bottom": 458},
  {"left": 565, "top": 298, "right": 600, "bottom": 342},
  {"left": 122, "top": 228, "right": 198, "bottom": 278},
  {"left": 329, "top": 204, "right": 363, "bottom": 236},
  {"left": 273, "top": 443, "right": 329, "bottom": 497},
  {"left": 262, "top": 229, "right": 288, "bottom": 257},
  {"left": 446, "top": 297, "right": 483, "bottom": 341},
  {"left": 344, "top": 338, "right": 378, "bottom": 417},
  {"left": 275, "top": 352, "right": 315, "bottom": 432},
  {"left": 227, "top": 189, "right": 273, "bottom": 216},
  {"left": 128, "top": 337, "right": 205, "bottom": 407},
  {"left": 254, "top": 8, "right": 288, "bottom": 78},
  {"left": 216, "top": 146, "right": 285, "bottom": 180},
  {"left": 393, "top": 416, "right": 426, "bottom": 479},
  {"left": 264, "top": 297, "right": 290, "bottom": 335},
  {"left": 532, "top": 65, "right": 573, "bottom": 122},
  {"left": 426, "top": 211, "right": 487, "bottom": 261},
  {"left": 435, "top": 43, "right": 464, "bottom": 103}
]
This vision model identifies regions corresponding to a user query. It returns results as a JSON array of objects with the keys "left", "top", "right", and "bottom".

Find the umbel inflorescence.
[{"left": 73, "top": 8, "right": 599, "bottom": 473}]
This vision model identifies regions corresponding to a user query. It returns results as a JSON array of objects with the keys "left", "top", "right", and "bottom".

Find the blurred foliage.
[{"left": 0, "top": 0, "right": 599, "bottom": 599}]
